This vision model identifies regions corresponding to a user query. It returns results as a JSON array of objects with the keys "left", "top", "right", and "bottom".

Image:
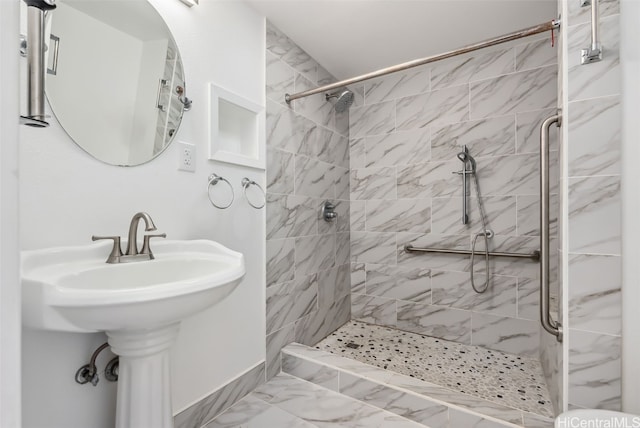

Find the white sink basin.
[
  {"left": 22, "top": 239, "right": 245, "bottom": 333},
  {"left": 22, "top": 239, "right": 245, "bottom": 428}
]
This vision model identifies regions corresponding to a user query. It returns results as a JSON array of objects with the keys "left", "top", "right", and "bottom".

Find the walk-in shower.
[{"left": 270, "top": 14, "right": 567, "bottom": 427}]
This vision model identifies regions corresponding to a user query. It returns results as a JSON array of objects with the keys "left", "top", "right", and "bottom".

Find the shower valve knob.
[{"left": 321, "top": 201, "right": 337, "bottom": 222}]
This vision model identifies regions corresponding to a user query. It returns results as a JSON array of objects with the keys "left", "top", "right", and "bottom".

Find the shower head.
[
  {"left": 456, "top": 148, "right": 476, "bottom": 171},
  {"left": 325, "top": 90, "right": 354, "bottom": 113}
]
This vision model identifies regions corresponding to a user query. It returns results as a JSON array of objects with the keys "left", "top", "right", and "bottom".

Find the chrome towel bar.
[{"left": 403, "top": 245, "right": 540, "bottom": 262}]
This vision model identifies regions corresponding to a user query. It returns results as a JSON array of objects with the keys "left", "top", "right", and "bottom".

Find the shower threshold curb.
[{"left": 281, "top": 343, "right": 554, "bottom": 428}]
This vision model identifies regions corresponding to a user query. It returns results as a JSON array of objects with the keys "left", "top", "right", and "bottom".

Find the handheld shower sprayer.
[
  {"left": 456, "top": 149, "right": 476, "bottom": 173},
  {"left": 453, "top": 145, "right": 493, "bottom": 294}
]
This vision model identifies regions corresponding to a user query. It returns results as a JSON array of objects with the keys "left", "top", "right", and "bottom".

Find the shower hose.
[{"left": 470, "top": 171, "right": 492, "bottom": 294}]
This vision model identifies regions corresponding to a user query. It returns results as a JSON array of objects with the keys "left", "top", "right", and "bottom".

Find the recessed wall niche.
[{"left": 208, "top": 84, "right": 265, "bottom": 169}]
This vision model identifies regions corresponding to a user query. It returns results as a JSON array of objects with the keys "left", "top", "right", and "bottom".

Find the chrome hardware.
[
  {"left": 241, "top": 178, "right": 266, "bottom": 209},
  {"left": 75, "top": 364, "right": 99, "bottom": 386},
  {"left": 141, "top": 234, "right": 167, "bottom": 259},
  {"left": 176, "top": 85, "right": 192, "bottom": 111},
  {"left": 19, "top": 34, "right": 27, "bottom": 57},
  {"left": 453, "top": 145, "right": 476, "bottom": 225},
  {"left": 580, "top": 0, "right": 603, "bottom": 64},
  {"left": 91, "top": 235, "right": 123, "bottom": 264},
  {"left": 207, "top": 174, "right": 234, "bottom": 209},
  {"left": 31, "top": 0, "right": 57, "bottom": 7},
  {"left": 540, "top": 113, "right": 562, "bottom": 342},
  {"left": 75, "top": 342, "right": 109, "bottom": 387},
  {"left": 581, "top": 43, "right": 603, "bottom": 64},
  {"left": 285, "top": 20, "right": 560, "bottom": 104},
  {"left": 321, "top": 200, "right": 337, "bottom": 222},
  {"left": 104, "top": 357, "right": 119, "bottom": 382},
  {"left": 47, "top": 34, "right": 60, "bottom": 75},
  {"left": 125, "top": 212, "right": 161, "bottom": 261},
  {"left": 404, "top": 245, "right": 540, "bottom": 261},
  {"left": 93, "top": 212, "right": 165, "bottom": 264},
  {"left": 156, "top": 79, "right": 168, "bottom": 112},
  {"left": 21, "top": 0, "right": 57, "bottom": 127},
  {"left": 325, "top": 90, "right": 354, "bottom": 113},
  {"left": 452, "top": 146, "right": 495, "bottom": 293}
]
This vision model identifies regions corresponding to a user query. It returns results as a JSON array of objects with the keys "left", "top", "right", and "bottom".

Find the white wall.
[
  {"left": 0, "top": 2, "right": 21, "bottom": 427},
  {"left": 621, "top": 0, "right": 640, "bottom": 414},
  {"left": 19, "top": 1, "right": 265, "bottom": 427}
]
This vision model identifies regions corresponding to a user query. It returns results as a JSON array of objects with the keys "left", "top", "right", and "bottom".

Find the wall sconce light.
[{"left": 179, "top": 0, "right": 198, "bottom": 6}]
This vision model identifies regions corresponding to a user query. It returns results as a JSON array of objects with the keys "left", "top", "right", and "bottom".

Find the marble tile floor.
[
  {"left": 314, "top": 321, "right": 554, "bottom": 419},
  {"left": 205, "top": 373, "right": 428, "bottom": 428}
]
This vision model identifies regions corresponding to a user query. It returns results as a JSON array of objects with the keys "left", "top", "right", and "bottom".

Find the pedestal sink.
[{"left": 21, "top": 240, "right": 245, "bottom": 428}]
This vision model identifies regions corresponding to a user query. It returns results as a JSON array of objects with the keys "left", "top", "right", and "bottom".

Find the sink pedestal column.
[{"left": 107, "top": 323, "right": 181, "bottom": 428}]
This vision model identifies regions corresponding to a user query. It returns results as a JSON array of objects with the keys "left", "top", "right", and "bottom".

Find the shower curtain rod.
[{"left": 285, "top": 19, "right": 560, "bottom": 104}]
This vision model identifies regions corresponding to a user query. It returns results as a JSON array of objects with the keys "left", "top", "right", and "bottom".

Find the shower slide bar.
[
  {"left": 403, "top": 245, "right": 540, "bottom": 262},
  {"left": 540, "top": 114, "right": 562, "bottom": 342},
  {"left": 580, "top": 0, "right": 603, "bottom": 64},
  {"left": 285, "top": 19, "right": 560, "bottom": 104}
]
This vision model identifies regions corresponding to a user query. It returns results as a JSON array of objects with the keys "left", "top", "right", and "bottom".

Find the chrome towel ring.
[
  {"left": 207, "top": 173, "right": 234, "bottom": 209},
  {"left": 241, "top": 178, "right": 266, "bottom": 209}
]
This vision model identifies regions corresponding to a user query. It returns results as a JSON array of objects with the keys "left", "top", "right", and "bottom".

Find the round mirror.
[{"left": 46, "top": 0, "right": 187, "bottom": 166}]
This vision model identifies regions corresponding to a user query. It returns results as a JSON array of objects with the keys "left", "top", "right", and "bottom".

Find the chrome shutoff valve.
[{"left": 75, "top": 364, "right": 99, "bottom": 386}]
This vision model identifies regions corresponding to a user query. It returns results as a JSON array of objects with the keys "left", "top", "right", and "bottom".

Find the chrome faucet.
[
  {"left": 92, "top": 212, "right": 166, "bottom": 264},
  {"left": 127, "top": 212, "right": 157, "bottom": 256}
]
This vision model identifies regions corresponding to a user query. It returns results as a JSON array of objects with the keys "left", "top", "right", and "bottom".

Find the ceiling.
[{"left": 245, "top": 0, "right": 558, "bottom": 80}]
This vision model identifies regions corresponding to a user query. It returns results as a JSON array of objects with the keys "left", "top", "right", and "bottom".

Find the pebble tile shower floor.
[{"left": 315, "top": 320, "right": 554, "bottom": 418}]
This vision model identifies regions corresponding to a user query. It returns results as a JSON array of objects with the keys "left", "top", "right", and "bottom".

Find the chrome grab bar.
[
  {"left": 540, "top": 114, "right": 562, "bottom": 342},
  {"left": 403, "top": 245, "right": 540, "bottom": 261}
]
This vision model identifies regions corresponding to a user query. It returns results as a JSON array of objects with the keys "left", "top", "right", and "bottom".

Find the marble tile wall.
[
  {"left": 348, "top": 36, "right": 559, "bottom": 359},
  {"left": 265, "top": 21, "right": 351, "bottom": 380},
  {"left": 563, "top": 0, "right": 622, "bottom": 411}
]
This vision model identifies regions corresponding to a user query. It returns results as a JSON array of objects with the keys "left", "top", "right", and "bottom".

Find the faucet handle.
[
  {"left": 141, "top": 233, "right": 166, "bottom": 259},
  {"left": 92, "top": 236, "right": 123, "bottom": 264}
]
